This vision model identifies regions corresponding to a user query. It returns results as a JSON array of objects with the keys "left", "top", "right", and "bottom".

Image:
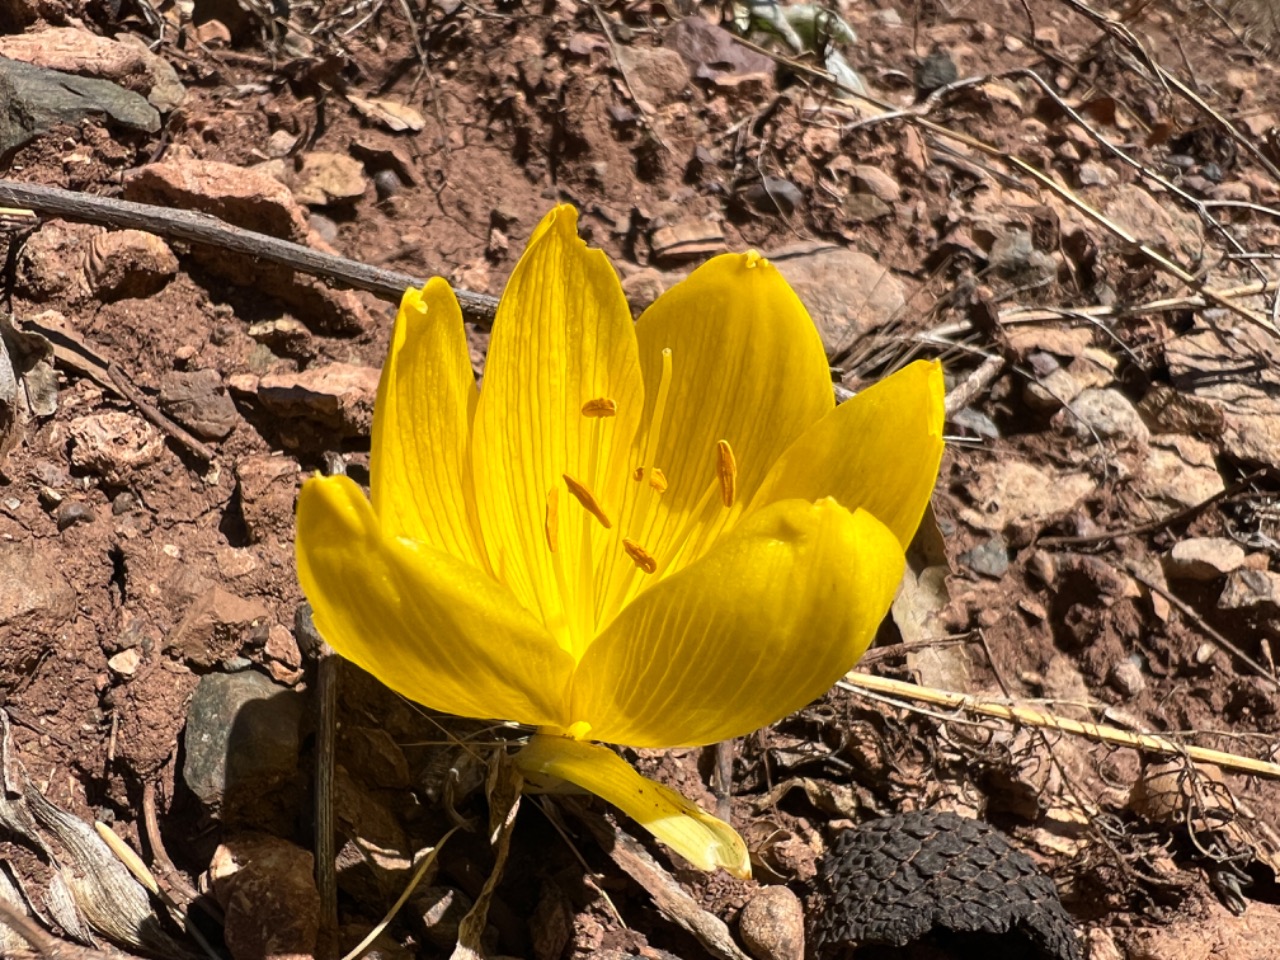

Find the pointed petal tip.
[{"left": 514, "top": 735, "right": 751, "bottom": 877}]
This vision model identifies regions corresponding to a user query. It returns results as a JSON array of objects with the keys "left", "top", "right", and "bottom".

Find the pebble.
[
  {"left": 1163, "top": 538, "right": 1245, "bottom": 581},
  {"left": 1108, "top": 659, "right": 1146, "bottom": 699},
  {"left": 849, "top": 164, "right": 901, "bottom": 203},
  {"left": 254, "top": 362, "right": 381, "bottom": 438},
  {"left": 915, "top": 50, "right": 957, "bottom": 94},
  {"left": 164, "top": 585, "right": 270, "bottom": 667},
  {"left": 84, "top": 229, "right": 178, "bottom": 300},
  {"left": 739, "top": 885, "right": 805, "bottom": 960},
  {"left": 959, "top": 535, "right": 1010, "bottom": 579},
  {"left": 112, "top": 490, "right": 139, "bottom": 515},
  {"left": 1063, "top": 388, "right": 1150, "bottom": 445},
  {"left": 55, "top": 500, "right": 92, "bottom": 531},
  {"left": 158, "top": 368, "right": 239, "bottom": 441},
  {"left": 289, "top": 151, "right": 368, "bottom": 206},
  {"left": 107, "top": 647, "right": 141, "bottom": 677},
  {"left": 182, "top": 671, "right": 305, "bottom": 822}
]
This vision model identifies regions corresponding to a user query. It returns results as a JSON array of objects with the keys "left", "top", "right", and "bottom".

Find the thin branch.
[{"left": 0, "top": 180, "right": 500, "bottom": 325}]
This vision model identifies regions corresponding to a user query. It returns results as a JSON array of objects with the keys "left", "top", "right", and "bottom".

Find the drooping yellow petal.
[
  {"left": 598, "top": 252, "right": 834, "bottom": 618},
  {"left": 371, "top": 279, "right": 483, "bottom": 566},
  {"left": 296, "top": 475, "right": 574, "bottom": 728},
  {"left": 575, "top": 498, "right": 903, "bottom": 748},
  {"left": 471, "top": 206, "right": 643, "bottom": 659},
  {"left": 514, "top": 734, "right": 750, "bottom": 877},
  {"left": 750, "top": 360, "right": 945, "bottom": 548}
]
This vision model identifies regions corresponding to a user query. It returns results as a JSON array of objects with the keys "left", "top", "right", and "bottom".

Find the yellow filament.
[
  {"left": 622, "top": 538, "right": 658, "bottom": 574},
  {"left": 544, "top": 486, "right": 560, "bottom": 553},
  {"left": 581, "top": 397, "right": 617, "bottom": 417},
  {"left": 563, "top": 473, "right": 612, "bottom": 529},
  {"left": 716, "top": 440, "right": 737, "bottom": 508},
  {"left": 648, "top": 468, "right": 668, "bottom": 493}
]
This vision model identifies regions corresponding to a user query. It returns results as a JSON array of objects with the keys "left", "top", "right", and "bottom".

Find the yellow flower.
[{"left": 295, "top": 206, "right": 944, "bottom": 878}]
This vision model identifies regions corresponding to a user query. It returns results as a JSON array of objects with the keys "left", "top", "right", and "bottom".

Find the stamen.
[
  {"left": 544, "top": 486, "right": 559, "bottom": 552},
  {"left": 622, "top": 538, "right": 658, "bottom": 574},
  {"left": 633, "top": 466, "right": 645, "bottom": 482},
  {"left": 648, "top": 468, "right": 668, "bottom": 493},
  {"left": 581, "top": 397, "right": 617, "bottom": 418},
  {"left": 566, "top": 720, "right": 592, "bottom": 740},
  {"left": 563, "top": 473, "right": 612, "bottom": 529},
  {"left": 744, "top": 249, "right": 764, "bottom": 269},
  {"left": 716, "top": 440, "right": 737, "bottom": 508}
]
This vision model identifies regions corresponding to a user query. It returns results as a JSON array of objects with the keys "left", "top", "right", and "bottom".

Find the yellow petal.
[
  {"left": 750, "top": 360, "right": 945, "bottom": 548},
  {"left": 471, "top": 206, "right": 643, "bottom": 659},
  {"left": 599, "top": 252, "right": 833, "bottom": 617},
  {"left": 371, "top": 279, "right": 484, "bottom": 566},
  {"left": 575, "top": 498, "right": 903, "bottom": 748},
  {"left": 296, "top": 474, "right": 574, "bottom": 728},
  {"left": 513, "top": 734, "right": 750, "bottom": 877}
]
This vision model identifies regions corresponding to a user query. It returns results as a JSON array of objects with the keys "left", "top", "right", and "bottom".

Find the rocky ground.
[{"left": 0, "top": 0, "right": 1278, "bottom": 957}]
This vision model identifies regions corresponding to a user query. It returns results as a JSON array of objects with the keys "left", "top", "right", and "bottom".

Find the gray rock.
[
  {"left": 773, "top": 246, "right": 907, "bottom": 357},
  {"left": 159, "top": 368, "right": 238, "bottom": 441},
  {"left": 1219, "top": 569, "right": 1280, "bottom": 611},
  {"left": 55, "top": 499, "right": 92, "bottom": 531},
  {"left": 1063, "top": 388, "right": 1150, "bottom": 445},
  {"left": 959, "top": 535, "right": 1010, "bottom": 579},
  {"left": 1108, "top": 660, "right": 1146, "bottom": 699},
  {"left": 0, "top": 55, "right": 158, "bottom": 156},
  {"left": 182, "top": 671, "right": 305, "bottom": 824}
]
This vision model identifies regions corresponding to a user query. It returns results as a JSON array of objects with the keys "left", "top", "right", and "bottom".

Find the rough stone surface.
[
  {"left": 410, "top": 886, "right": 473, "bottom": 949},
  {"left": 1135, "top": 435, "right": 1225, "bottom": 513},
  {"left": 183, "top": 671, "right": 305, "bottom": 822},
  {"left": 256, "top": 362, "right": 380, "bottom": 438},
  {"left": 158, "top": 368, "right": 238, "bottom": 441},
  {"left": 164, "top": 586, "right": 269, "bottom": 667},
  {"left": 286, "top": 151, "right": 368, "bottom": 206},
  {"left": 235, "top": 455, "right": 301, "bottom": 543},
  {"left": 16, "top": 220, "right": 98, "bottom": 301},
  {"left": 1163, "top": 538, "right": 1246, "bottom": 581},
  {"left": 740, "top": 885, "right": 805, "bottom": 960},
  {"left": 1062, "top": 388, "right": 1150, "bottom": 445},
  {"left": 84, "top": 229, "right": 178, "bottom": 300},
  {"left": 773, "top": 246, "right": 907, "bottom": 356},
  {"left": 1218, "top": 569, "right": 1280, "bottom": 611},
  {"left": 959, "top": 535, "right": 1010, "bottom": 579},
  {"left": 67, "top": 411, "right": 165, "bottom": 482},
  {"left": 210, "top": 834, "right": 320, "bottom": 960},
  {"left": 964, "top": 460, "right": 1093, "bottom": 532},
  {"left": 1105, "top": 183, "right": 1204, "bottom": 263},
  {"left": 0, "top": 539, "right": 75, "bottom": 628}
]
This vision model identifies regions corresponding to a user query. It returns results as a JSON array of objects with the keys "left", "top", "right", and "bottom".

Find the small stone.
[
  {"left": 183, "top": 672, "right": 305, "bottom": 822},
  {"left": 1062, "top": 388, "right": 1150, "bottom": 445},
  {"left": 1163, "top": 538, "right": 1246, "bottom": 581},
  {"left": 194, "top": 18, "right": 232, "bottom": 46},
  {"left": 1135, "top": 435, "right": 1225, "bottom": 513},
  {"left": 1108, "top": 660, "right": 1146, "bottom": 698},
  {"left": 288, "top": 151, "right": 368, "bottom": 206},
  {"left": 373, "top": 168, "right": 402, "bottom": 201},
  {"left": 989, "top": 228, "right": 1056, "bottom": 284},
  {"left": 739, "top": 885, "right": 804, "bottom": 960},
  {"left": 55, "top": 500, "right": 93, "bottom": 531},
  {"left": 264, "top": 623, "right": 302, "bottom": 669},
  {"left": 107, "top": 647, "right": 141, "bottom": 677},
  {"left": 67, "top": 411, "right": 165, "bottom": 483},
  {"left": 235, "top": 455, "right": 300, "bottom": 544},
  {"left": 620, "top": 267, "right": 668, "bottom": 315},
  {"left": 112, "top": 490, "right": 139, "bottom": 515},
  {"left": 915, "top": 50, "right": 957, "bottom": 94},
  {"left": 84, "top": 229, "right": 178, "bottom": 300},
  {"left": 841, "top": 192, "right": 892, "bottom": 222},
  {"left": 159, "top": 368, "right": 238, "bottom": 441},
  {"left": 848, "top": 164, "right": 901, "bottom": 202},
  {"left": 211, "top": 834, "right": 320, "bottom": 960},
  {"left": 614, "top": 45, "right": 690, "bottom": 107},
  {"left": 959, "top": 535, "right": 1009, "bottom": 579},
  {"left": 1219, "top": 569, "right": 1280, "bottom": 611},
  {"left": 741, "top": 176, "right": 803, "bottom": 216},
  {"left": 247, "top": 317, "right": 312, "bottom": 357},
  {"left": 1077, "top": 162, "right": 1117, "bottom": 187},
  {"left": 165, "top": 586, "right": 270, "bottom": 667}
]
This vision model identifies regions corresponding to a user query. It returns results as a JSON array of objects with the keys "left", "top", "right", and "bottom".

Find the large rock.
[
  {"left": 0, "top": 56, "right": 158, "bottom": 155},
  {"left": 0, "top": 539, "right": 75, "bottom": 628},
  {"left": 158, "top": 368, "right": 238, "bottom": 441},
  {"left": 772, "top": 246, "right": 907, "bottom": 357},
  {"left": 85, "top": 229, "right": 178, "bottom": 300},
  {"left": 182, "top": 671, "right": 305, "bottom": 825},
  {"left": 67, "top": 411, "right": 165, "bottom": 482},
  {"left": 963, "top": 460, "right": 1094, "bottom": 532},
  {"left": 255, "top": 362, "right": 380, "bottom": 439}
]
